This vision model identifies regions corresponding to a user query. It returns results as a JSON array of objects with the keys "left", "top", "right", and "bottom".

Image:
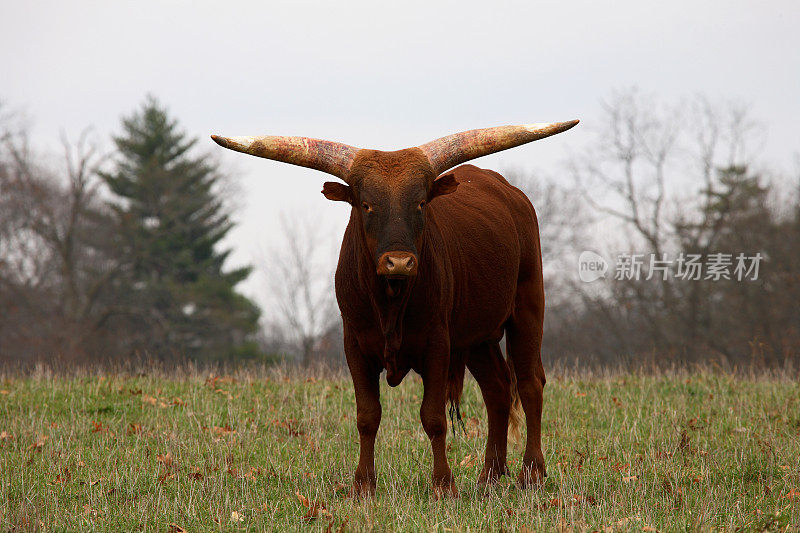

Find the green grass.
[{"left": 1, "top": 368, "right": 799, "bottom": 531}]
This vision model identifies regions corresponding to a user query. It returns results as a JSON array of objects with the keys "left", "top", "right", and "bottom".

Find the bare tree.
[
  {"left": 505, "top": 170, "right": 600, "bottom": 360},
  {"left": 266, "top": 214, "right": 340, "bottom": 366},
  {"left": 0, "top": 108, "right": 119, "bottom": 364},
  {"left": 566, "top": 89, "right": 798, "bottom": 366}
]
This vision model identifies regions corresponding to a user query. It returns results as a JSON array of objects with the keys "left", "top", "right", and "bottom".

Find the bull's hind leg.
[
  {"left": 506, "top": 278, "right": 547, "bottom": 487},
  {"left": 466, "top": 342, "right": 511, "bottom": 486}
]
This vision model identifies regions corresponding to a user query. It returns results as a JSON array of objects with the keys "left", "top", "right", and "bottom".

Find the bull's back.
[{"left": 431, "top": 165, "right": 541, "bottom": 348}]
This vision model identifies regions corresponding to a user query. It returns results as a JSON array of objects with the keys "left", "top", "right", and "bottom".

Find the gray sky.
[{"left": 3, "top": 0, "right": 799, "bottom": 314}]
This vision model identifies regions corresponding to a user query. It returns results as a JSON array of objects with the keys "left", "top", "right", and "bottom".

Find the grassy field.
[{"left": 1, "top": 367, "right": 799, "bottom": 531}]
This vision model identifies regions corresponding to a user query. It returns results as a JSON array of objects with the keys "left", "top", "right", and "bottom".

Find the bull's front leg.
[
  {"left": 420, "top": 334, "right": 458, "bottom": 498},
  {"left": 344, "top": 329, "right": 382, "bottom": 497}
]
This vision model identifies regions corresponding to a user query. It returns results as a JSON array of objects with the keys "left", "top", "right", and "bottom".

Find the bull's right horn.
[
  {"left": 210, "top": 134, "right": 360, "bottom": 182},
  {"left": 418, "top": 120, "right": 579, "bottom": 176}
]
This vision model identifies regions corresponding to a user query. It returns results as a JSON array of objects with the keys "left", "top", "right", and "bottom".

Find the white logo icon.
[{"left": 578, "top": 251, "right": 608, "bottom": 282}]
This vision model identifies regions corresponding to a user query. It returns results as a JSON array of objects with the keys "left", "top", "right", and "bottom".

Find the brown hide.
[
  {"left": 211, "top": 121, "right": 577, "bottom": 496},
  {"left": 336, "top": 163, "right": 538, "bottom": 381},
  {"left": 335, "top": 162, "right": 547, "bottom": 495}
]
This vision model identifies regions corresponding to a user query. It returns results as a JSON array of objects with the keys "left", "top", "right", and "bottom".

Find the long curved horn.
[
  {"left": 418, "top": 120, "right": 579, "bottom": 175},
  {"left": 210, "top": 135, "right": 360, "bottom": 181}
]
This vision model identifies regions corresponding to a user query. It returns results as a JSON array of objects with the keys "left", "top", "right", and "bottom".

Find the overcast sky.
[{"left": 3, "top": 0, "right": 798, "bottom": 314}]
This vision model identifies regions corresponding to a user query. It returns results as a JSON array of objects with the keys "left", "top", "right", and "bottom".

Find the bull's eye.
[
  {"left": 361, "top": 201, "right": 372, "bottom": 213},
  {"left": 418, "top": 200, "right": 426, "bottom": 211}
]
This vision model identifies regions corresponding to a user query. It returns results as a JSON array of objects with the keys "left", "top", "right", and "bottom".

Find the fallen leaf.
[
  {"left": 157, "top": 453, "right": 173, "bottom": 467},
  {"left": 29, "top": 435, "right": 48, "bottom": 451},
  {"left": 464, "top": 416, "right": 480, "bottom": 427},
  {"left": 272, "top": 419, "right": 303, "bottom": 437},
  {"left": 622, "top": 475, "right": 638, "bottom": 483},
  {"left": 295, "top": 491, "right": 331, "bottom": 521},
  {"left": 141, "top": 395, "right": 157, "bottom": 406},
  {"left": 0, "top": 431, "right": 13, "bottom": 441},
  {"left": 205, "top": 375, "right": 236, "bottom": 388},
  {"left": 213, "top": 425, "right": 235, "bottom": 436},
  {"left": 572, "top": 494, "right": 597, "bottom": 505},
  {"left": 612, "top": 462, "right": 630, "bottom": 473},
  {"left": 127, "top": 423, "right": 142, "bottom": 435},
  {"left": 231, "top": 511, "right": 244, "bottom": 522},
  {"left": 460, "top": 454, "right": 477, "bottom": 467},
  {"left": 575, "top": 392, "right": 587, "bottom": 397},
  {"left": 687, "top": 417, "right": 705, "bottom": 430},
  {"left": 784, "top": 488, "right": 800, "bottom": 500},
  {"left": 83, "top": 505, "right": 99, "bottom": 517},
  {"left": 615, "top": 516, "right": 640, "bottom": 527},
  {"left": 0, "top": 390, "right": 9, "bottom": 395},
  {"left": 296, "top": 491, "right": 310, "bottom": 508},
  {"left": 167, "top": 524, "right": 187, "bottom": 533}
]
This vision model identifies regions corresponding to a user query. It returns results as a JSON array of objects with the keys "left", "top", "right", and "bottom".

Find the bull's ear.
[
  {"left": 429, "top": 173, "right": 459, "bottom": 200},
  {"left": 322, "top": 182, "right": 353, "bottom": 204}
]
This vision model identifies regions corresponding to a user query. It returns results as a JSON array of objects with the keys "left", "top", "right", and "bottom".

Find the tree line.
[
  {"left": 534, "top": 91, "right": 799, "bottom": 370},
  {"left": 2, "top": 90, "right": 798, "bottom": 371},
  {"left": 0, "top": 97, "right": 261, "bottom": 367},
  {"left": 260, "top": 90, "right": 800, "bottom": 371}
]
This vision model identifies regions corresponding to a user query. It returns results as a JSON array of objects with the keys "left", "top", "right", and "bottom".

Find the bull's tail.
[
  {"left": 447, "top": 363, "right": 466, "bottom": 436},
  {"left": 507, "top": 356, "right": 524, "bottom": 446}
]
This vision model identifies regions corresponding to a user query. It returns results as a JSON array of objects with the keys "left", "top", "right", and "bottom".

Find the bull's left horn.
[
  {"left": 210, "top": 134, "right": 360, "bottom": 181},
  {"left": 418, "top": 120, "right": 579, "bottom": 176}
]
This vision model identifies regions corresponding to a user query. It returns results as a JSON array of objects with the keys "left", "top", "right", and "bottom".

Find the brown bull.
[{"left": 212, "top": 120, "right": 578, "bottom": 496}]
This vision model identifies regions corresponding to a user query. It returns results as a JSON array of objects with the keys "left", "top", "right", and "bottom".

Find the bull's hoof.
[
  {"left": 433, "top": 479, "right": 459, "bottom": 499},
  {"left": 349, "top": 482, "right": 376, "bottom": 498},
  {"left": 516, "top": 464, "right": 546, "bottom": 489},
  {"left": 477, "top": 465, "right": 508, "bottom": 488},
  {"left": 350, "top": 473, "right": 376, "bottom": 498}
]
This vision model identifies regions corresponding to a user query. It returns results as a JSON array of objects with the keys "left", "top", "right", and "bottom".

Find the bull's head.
[{"left": 211, "top": 121, "right": 578, "bottom": 288}]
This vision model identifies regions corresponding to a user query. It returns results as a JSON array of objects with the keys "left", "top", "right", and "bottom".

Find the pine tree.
[{"left": 100, "top": 96, "right": 260, "bottom": 361}]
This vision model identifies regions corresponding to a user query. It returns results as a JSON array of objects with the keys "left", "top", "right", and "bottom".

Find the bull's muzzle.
[{"left": 377, "top": 251, "right": 418, "bottom": 277}]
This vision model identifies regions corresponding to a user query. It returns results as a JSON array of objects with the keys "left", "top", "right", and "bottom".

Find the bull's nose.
[
  {"left": 377, "top": 251, "right": 418, "bottom": 277},
  {"left": 387, "top": 255, "right": 413, "bottom": 272}
]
